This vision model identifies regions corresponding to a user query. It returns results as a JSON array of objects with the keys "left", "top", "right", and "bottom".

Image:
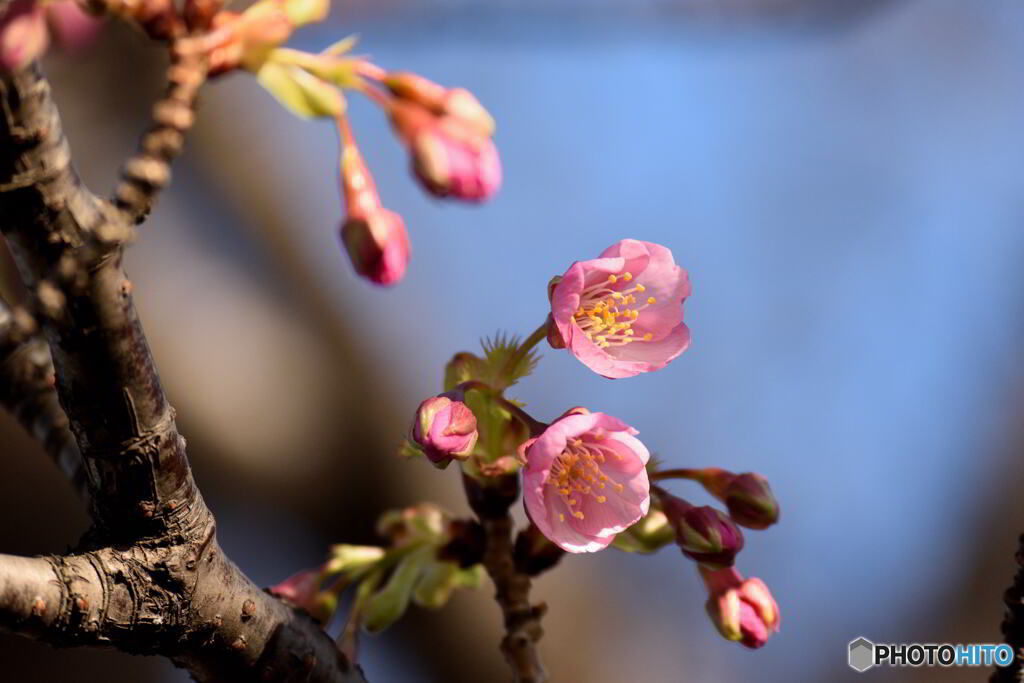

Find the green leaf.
[
  {"left": 411, "top": 560, "right": 459, "bottom": 609},
  {"left": 363, "top": 549, "right": 431, "bottom": 633},
  {"left": 256, "top": 62, "right": 345, "bottom": 119}
]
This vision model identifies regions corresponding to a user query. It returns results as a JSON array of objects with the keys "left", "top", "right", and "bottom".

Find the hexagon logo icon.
[{"left": 849, "top": 637, "right": 875, "bottom": 672}]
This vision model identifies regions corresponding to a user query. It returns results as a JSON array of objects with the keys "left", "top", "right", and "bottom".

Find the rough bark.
[
  {"left": 0, "top": 59, "right": 366, "bottom": 683},
  {"left": 993, "top": 533, "right": 1024, "bottom": 682}
]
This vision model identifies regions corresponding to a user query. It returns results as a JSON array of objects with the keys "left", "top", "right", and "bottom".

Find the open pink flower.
[
  {"left": 521, "top": 409, "right": 650, "bottom": 553},
  {"left": 549, "top": 239, "right": 691, "bottom": 379},
  {"left": 701, "top": 566, "right": 780, "bottom": 649}
]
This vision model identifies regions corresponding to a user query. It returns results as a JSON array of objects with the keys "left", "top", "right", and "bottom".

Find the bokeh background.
[{"left": 2, "top": 0, "right": 1024, "bottom": 680}]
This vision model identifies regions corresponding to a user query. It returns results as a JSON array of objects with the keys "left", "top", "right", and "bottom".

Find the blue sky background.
[{"left": 141, "top": 1, "right": 1024, "bottom": 680}]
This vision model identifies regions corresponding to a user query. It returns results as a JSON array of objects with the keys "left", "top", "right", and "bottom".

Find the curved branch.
[
  {"left": 0, "top": 300, "right": 87, "bottom": 496},
  {"left": 0, "top": 57, "right": 367, "bottom": 683}
]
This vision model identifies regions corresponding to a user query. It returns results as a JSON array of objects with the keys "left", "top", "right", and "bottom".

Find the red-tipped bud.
[
  {"left": 661, "top": 495, "right": 744, "bottom": 570},
  {"left": 338, "top": 136, "right": 409, "bottom": 286},
  {"left": 390, "top": 102, "right": 501, "bottom": 202},
  {"left": 701, "top": 566, "right": 780, "bottom": 649},
  {"left": 411, "top": 395, "right": 478, "bottom": 468},
  {"left": 384, "top": 72, "right": 495, "bottom": 136},
  {"left": 269, "top": 566, "right": 334, "bottom": 624},
  {"left": 340, "top": 211, "right": 409, "bottom": 286},
  {"left": 1, "top": 0, "right": 48, "bottom": 71},
  {"left": 692, "top": 468, "right": 780, "bottom": 530}
]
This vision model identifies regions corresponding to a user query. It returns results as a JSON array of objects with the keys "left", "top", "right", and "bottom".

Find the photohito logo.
[{"left": 847, "top": 637, "right": 1014, "bottom": 672}]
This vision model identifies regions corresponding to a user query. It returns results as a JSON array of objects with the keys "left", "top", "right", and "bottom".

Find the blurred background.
[{"left": 2, "top": 0, "right": 1024, "bottom": 680}]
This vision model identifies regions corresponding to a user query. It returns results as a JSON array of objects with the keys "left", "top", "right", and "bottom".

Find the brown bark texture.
[{"left": 0, "top": 58, "right": 367, "bottom": 683}]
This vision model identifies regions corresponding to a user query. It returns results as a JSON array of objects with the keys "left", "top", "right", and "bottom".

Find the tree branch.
[
  {"left": 481, "top": 513, "right": 548, "bottom": 683},
  {"left": 0, "top": 299, "right": 87, "bottom": 496},
  {"left": 0, "top": 58, "right": 366, "bottom": 683}
]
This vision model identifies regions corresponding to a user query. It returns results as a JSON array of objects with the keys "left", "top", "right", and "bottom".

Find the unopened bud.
[
  {"left": 340, "top": 210, "right": 409, "bottom": 286},
  {"left": 1, "top": 0, "right": 48, "bottom": 71},
  {"left": 691, "top": 468, "right": 780, "bottom": 530},
  {"left": 384, "top": 72, "right": 495, "bottom": 136},
  {"left": 661, "top": 495, "right": 744, "bottom": 569},
  {"left": 702, "top": 566, "right": 779, "bottom": 649},
  {"left": 269, "top": 567, "right": 332, "bottom": 623},
  {"left": 411, "top": 396, "right": 478, "bottom": 468},
  {"left": 390, "top": 102, "right": 501, "bottom": 202}
]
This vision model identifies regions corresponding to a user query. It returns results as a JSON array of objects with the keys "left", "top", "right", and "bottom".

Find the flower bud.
[
  {"left": 661, "top": 495, "right": 744, "bottom": 569},
  {"left": 1, "top": 0, "right": 48, "bottom": 71},
  {"left": 384, "top": 72, "right": 495, "bottom": 136},
  {"left": 411, "top": 121, "right": 501, "bottom": 201},
  {"left": 269, "top": 566, "right": 333, "bottom": 623},
  {"left": 691, "top": 468, "right": 780, "bottom": 530},
  {"left": 701, "top": 566, "right": 780, "bottom": 649},
  {"left": 411, "top": 395, "right": 478, "bottom": 468},
  {"left": 340, "top": 210, "right": 409, "bottom": 286},
  {"left": 390, "top": 101, "right": 501, "bottom": 202}
]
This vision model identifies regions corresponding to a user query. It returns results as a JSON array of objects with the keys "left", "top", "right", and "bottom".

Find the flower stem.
[
  {"left": 496, "top": 397, "right": 548, "bottom": 438},
  {"left": 481, "top": 513, "right": 549, "bottom": 683},
  {"left": 649, "top": 467, "right": 703, "bottom": 482}
]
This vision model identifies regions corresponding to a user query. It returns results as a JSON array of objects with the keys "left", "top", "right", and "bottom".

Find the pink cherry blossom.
[
  {"left": 701, "top": 566, "right": 780, "bottom": 649},
  {"left": 521, "top": 409, "right": 650, "bottom": 553},
  {"left": 549, "top": 239, "right": 691, "bottom": 379}
]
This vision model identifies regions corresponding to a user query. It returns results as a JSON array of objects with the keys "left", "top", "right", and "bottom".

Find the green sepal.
[
  {"left": 611, "top": 510, "right": 675, "bottom": 554},
  {"left": 256, "top": 61, "right": 346, "bottom": 119},
  {"left": 363, "top": 548, "right": 431, "bottom": 633}
]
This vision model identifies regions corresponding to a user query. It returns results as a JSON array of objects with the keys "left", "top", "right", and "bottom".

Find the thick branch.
[{"left": 0, "top": 61, "right": 365, "bottom": 683}]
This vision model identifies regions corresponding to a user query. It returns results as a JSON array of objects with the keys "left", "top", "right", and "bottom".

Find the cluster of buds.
[{"left": 648, "top": 466, "right": 780, "bottom": 648}]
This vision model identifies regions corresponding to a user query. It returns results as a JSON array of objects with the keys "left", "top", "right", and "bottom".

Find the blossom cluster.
[{"left": 401, "top": 238, "right": 782, "bottom": 648}]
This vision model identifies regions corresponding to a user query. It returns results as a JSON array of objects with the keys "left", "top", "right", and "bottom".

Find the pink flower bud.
[
  {"left": 384, "top": 72, "right": 495, "bottom": 136},
  {"left": 340, "top": 210, "right": 409, "bottom": 287},
  {"left": 661, "top": 494, "right": 744, "bottom": 570},
  {"left": 1, "top": 0, "right": 48, "bottom": 71},
  {"left": 46, "top": 2, "right": 101, "bottom": 51},
  {"left": 701, "top": 469, "right": 779, "bottom": 530},
  {"left": 701, "top": 566, "right": 780, "bottom": 649},
  {"left": 521, "top": 410, "right": 650, "bottom": 553},
  {"left": 269, "top": 566, "right": 333, "bottom": 624},
  {"left": 411, "top": 395, "right": 478, "bottom": 468},
  {"left": 390, "top": 102, "right": 501, "bottom": 202},
  {"left": 549, "top": 239, "right": 691, "bottom": 379}
]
